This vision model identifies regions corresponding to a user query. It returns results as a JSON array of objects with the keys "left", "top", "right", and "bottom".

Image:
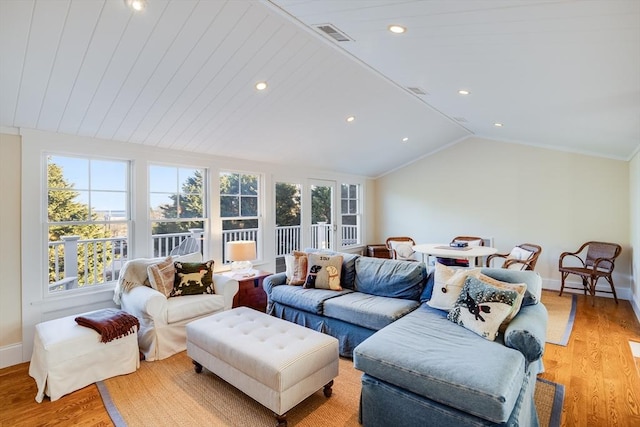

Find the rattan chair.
[
  {"left": 385, "top": 237, "right": 417, "bottom": 261},
  {"left": 437, "top": 236, "right": 485, "bottom": 267},
  {"left": 486, "top": 243, "right": 542, "bottom": 271},
  {"left": 558, "top": 241, "right": 622, "bottom": 305}
]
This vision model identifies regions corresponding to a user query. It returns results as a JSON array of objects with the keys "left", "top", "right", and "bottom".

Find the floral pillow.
[
  {"left": 284, "top": 251, "right": 308, "bottom": 285},
  {"left": 170, "top": 260, "right": 215, "bottom": 297},
  {"left": 426, "top": 262, "right": 481, "bottom": 311},
  {"left": 447, "top": 276, "right": 519, "bottom": 341},
  {"left": 304, "top": 253, "right": 343, "bottom": 290}
]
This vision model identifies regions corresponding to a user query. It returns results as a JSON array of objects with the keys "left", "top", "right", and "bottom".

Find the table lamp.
[{"left": 227, "top": 240, "right": 256, "bottom": 273}]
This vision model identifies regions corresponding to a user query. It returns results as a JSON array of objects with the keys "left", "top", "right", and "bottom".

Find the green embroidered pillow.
[{"left": 170, "top": 260, "right": 215, "bottom": 297}]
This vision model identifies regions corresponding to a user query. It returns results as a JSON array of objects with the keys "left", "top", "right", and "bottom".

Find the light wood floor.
[{"left": 2, "top": 292, "right": 640, "bottom": 426}]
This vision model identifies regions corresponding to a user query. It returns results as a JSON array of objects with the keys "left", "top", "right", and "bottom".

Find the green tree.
[
  {"left": 47, "top": 161, "right": 112, "bottom": 287},
  {"left": 152, "top": 170, "right": 205, "bottom": 234},
  {"left": 311, "top": 186, "right": 332, "bottom": 224},
  {"left": 275, "top": 183, "right": 300, "bottom": 226}
]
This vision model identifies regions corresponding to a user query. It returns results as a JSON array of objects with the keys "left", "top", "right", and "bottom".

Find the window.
[
  {"left": 47, "top": 155, "right": 129, "bottom": 293},
  {"left": 149, "top": 165, "right": 207, "bottom": 257},
  {"left": 220, "top": 171, "right": 260, "bottom": 263},
  {"left": 341, "top": 183, "right": 361, "bottom": 247}
]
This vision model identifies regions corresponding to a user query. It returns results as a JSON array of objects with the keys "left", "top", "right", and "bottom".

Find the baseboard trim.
[
  {"left": 0, "top": 343, "right": 24, "bottom": 369},
  {"left": 541, "top": 278, "right": 631, "bottom": 301}
]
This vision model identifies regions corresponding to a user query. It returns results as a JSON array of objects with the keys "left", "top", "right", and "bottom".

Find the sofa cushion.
[
  {"left": 447, "top": 276, "right": 519, "bottom": 341},
  {"left": 166, "top": 294, "right": 225, "bottom": 323},
  {"left": 354, "top": 257, "right": 426, "bottom": 300},
  {"left": 480, "top": 268, "right": 542, "bottom": 306},
  {"left": 323, "top": 292, "right": 420, "bottom": 331},
  {"left": 270, "top": 285, "right": 352, "bottom": 315},
  {"left": 304, "top": 249, "right": 359, "bottom": 289},
  {"left": 354, "top": 305, "right": 526, "bottom": 424},
  {"left": 303, "top": 253, "right": 343, "bottom": 290}
]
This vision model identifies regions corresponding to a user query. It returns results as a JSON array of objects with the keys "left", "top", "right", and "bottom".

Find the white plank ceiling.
[{"left": 1, "top": 0, "right": 638, "bottom": 177}]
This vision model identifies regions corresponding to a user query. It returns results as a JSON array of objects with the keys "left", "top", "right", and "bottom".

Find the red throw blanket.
[{"left": 75, "top": 309, "right": 140, "bottom": 343}]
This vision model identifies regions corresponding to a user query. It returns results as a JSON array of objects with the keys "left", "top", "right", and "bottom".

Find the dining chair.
[
  {"left": 486, "top": 243, "right": 542, "bottom": 271},
  {"left": 558, "top": 241, "right": 622, "bottom": 305},
  {"left": 385, "top": 237, "right": 417, "bottom": 261}
]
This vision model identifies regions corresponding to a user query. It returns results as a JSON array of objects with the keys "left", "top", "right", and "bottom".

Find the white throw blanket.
[{"left": 113, "top": 257, "right": 163, "bottom": 305}]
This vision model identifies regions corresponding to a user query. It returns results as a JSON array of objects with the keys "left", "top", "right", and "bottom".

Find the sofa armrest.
[
  {"left": 262, "top": 272, "right": 287, "bottom": 314},
  {"left": 120, "top": 285, "right": 168, "bottom": 325},
  {"left": 504, "top": 302, "right": 548, "bottom": 363},
  {"left": 213, "top": 274, "right": 239, "bottom": 310}
]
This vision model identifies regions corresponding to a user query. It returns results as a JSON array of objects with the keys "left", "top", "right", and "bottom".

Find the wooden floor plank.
[{"left": 2, "top": 292, "right": 640, "bottom": 426}]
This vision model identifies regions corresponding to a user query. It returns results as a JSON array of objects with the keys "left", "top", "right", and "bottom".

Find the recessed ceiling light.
[
  {"left": 494, "top": 123, "right": 504, "bottom": 127},
  {"left": 255, "top": 81, "right": 267, "bottom": 91},
  {"left": 402, "top": 137, "right": 409, "bottom": 142},
  {"left": 346, "top": 116, "right": 355, "bottom": 123},
  {"left": 125, "top": 0, "right": 147, "bottom": 12},
  {"left": 458, "top": 90, "right": 470, "bottom": 95},
  {"left": 388, "top": 25, "right": 406, "bottom": 34}
]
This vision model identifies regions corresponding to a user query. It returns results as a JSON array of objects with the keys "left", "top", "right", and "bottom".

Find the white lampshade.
[{"left": 226, "top": 240, "right": 256, "bottom": 273}]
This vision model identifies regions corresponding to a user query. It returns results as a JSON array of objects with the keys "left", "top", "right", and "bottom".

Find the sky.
[{"left": 50, "top": 155, "right": 200, "bottom": 213}]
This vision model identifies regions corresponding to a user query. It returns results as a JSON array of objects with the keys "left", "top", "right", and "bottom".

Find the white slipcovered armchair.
[{"left": 115, "top": 253, "right": 239, "bottom": 361}]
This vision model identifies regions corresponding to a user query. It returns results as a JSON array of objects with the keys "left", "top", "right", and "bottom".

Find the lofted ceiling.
[{"left": 1, "top": 0, "right": 638, "bottom": 178}]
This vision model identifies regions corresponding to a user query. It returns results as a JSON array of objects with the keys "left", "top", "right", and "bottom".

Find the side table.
[{"left": 225, "top": 270, "right": 272, "bottom": 312}]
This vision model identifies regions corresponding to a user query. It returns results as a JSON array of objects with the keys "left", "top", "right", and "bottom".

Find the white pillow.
[
  {"left": 506, "top": 247, "right": 534, "bottom": 270},
  {"left": 389, "top": 241, "right": 415, "bottom": 260},
  {"left": 426, "top": 262, "right": 481, "bottom": 311}
]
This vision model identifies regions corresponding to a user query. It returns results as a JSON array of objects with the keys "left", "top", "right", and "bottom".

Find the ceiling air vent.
[
  {"left": 407, "top": 87, "right": 428, "bottom": 96},
  {"left": 315, "top": 24, "right": 353, "bottom": 42}
]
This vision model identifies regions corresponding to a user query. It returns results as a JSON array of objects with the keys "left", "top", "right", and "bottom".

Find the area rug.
[
  {"left": 98, "top": 351, "right": 563, "bottom": 427},
  {"left": 541, "top": 289, "right": 577, "bottom": 346}
]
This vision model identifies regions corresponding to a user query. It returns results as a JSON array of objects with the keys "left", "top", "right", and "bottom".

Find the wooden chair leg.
[
  {"left": 588, "top": 277, "right": 597, "bottom": 306},
  {"left": 606, "top": 276, "right": 619, "bottom": 304},
  {"left": 559, "top": 272, "right": 567, "bottom": 297}
]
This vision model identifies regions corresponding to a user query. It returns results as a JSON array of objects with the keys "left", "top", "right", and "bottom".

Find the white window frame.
[{"left": 340, "top": 182, "right": 361, "bottom": 248}]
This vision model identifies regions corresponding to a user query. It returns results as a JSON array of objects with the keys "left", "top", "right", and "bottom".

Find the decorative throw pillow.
[
  {"left": 170, "top": 260, "right": 215, "bottom": 297},
  {"left": 447, "top": 276, "right": 519, "bottom": 341},
  {"left": 147, "top": 256, "right": 175, "bottom": 297},
  {"left": 285, "top": 251, "right": 308, "bottom": 285},
  {"left": 477, "top": 273, "right": 527, "bottom": 326},
  {"left": 505, "top": 247, "right": 534, "bottom": 270},
  {"left": 426, "top": 262, "right": 481, "bottom": 311},
  {"left": 304, "top": 253, "right": 343, "bottom": 290}
]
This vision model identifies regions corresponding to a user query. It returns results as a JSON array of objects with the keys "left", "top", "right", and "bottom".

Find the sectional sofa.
[{"left": 263, "top": 250, "right": 548, "bottom": 426}]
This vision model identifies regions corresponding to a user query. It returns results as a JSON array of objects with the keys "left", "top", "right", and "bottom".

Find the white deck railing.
[{"left": 49, "top": 225, "right": 359, "bottom": 292}]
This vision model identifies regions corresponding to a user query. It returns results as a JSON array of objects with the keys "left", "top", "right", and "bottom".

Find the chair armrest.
[
  {"left": 120, "top": 285, "right": 168, "bottom": 325},
  {"left": 558, "top": 251, "right": 584, "bottom": 268},
  {"left": 486, "top": 253, "right": 508, "bottom": 267},
  {"left": 504, "top": 302, "right": 548, "bottom": 364},
  {"left": 213, "top": 274, "right": 239, "bottom": 310}
]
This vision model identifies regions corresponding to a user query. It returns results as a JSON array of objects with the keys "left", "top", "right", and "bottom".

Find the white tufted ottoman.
[
  {"left": 29, "top": 311, "right": 139, "bottom": 402},
  {"left": 186, "top": 307, "right": 339, "bottom": 426}
]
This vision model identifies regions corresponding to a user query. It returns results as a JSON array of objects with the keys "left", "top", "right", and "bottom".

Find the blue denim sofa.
[
  {"left": 354, "top": 267, "right": 548, "bottom": 426},
  {"left": 264, "top": 251, "right": 548, "bottom": 426},
  {"left": 263, "top": 251, "right": 428, "bottom": 357}
]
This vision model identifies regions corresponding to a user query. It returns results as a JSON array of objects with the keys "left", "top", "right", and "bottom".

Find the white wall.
[
  {"left": 630, "top": 149, "right": 640, "bottom": 317},
  {"left": 0, "top": 132, "right": 22, "bottom": 367},
  {"left": 374, "top": 136, "right": 632, "bottom": 297}
]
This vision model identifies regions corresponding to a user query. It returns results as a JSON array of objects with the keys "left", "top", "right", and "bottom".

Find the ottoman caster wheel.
[
  {"left": 275, "top": 413, "right": 287, "bottom": 426},
  {"left": 323, "top": 380, "right": 334, "bottom": 398},
  {"left": 192, "top": 360, "right": 203, "bottom": 373}
]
